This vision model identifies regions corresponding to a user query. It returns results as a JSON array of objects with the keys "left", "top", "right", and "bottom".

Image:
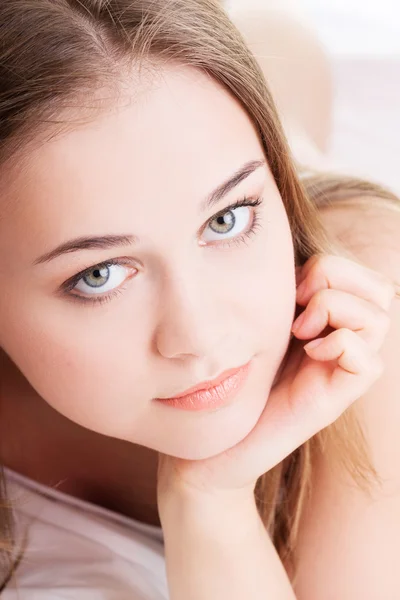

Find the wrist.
[
  {"left": 158, "top": 485, "right": 260, "bottom": 536},
  {"left": 157, "top": 484, "right": 296, "bottom": 600}
]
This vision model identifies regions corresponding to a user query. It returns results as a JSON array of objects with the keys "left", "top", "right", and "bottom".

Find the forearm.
[{"left": 159, "top": 489, "right": 296, "bottom": 600}]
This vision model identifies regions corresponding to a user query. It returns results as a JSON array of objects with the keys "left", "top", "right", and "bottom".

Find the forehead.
[{"left": 1, "top": 65, "right": 266, "bottom": 243}]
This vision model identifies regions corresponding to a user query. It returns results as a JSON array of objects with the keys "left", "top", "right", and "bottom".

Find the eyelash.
[{"left": 63, "top": 195, "right": 264, "bottom": 307}]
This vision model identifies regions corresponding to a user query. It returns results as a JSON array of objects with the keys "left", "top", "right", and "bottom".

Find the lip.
[{"left": 155, "top": 360, "right": 252, "bottom": 412}]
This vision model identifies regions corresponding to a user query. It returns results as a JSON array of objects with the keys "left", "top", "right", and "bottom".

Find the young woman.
[{"left": 0, "top": 1, "right": 399, "bottom": 598}]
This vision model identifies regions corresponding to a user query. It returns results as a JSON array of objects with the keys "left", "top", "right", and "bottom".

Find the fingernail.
[
  {"left": 296, "top": 278, "right": 307, "bottom": 299},
  {"left": 304, "top": 338, "right": 324, "bottom": 351},
  {"left": 292, "top": 310, "right": 306, "bottom": 333}
]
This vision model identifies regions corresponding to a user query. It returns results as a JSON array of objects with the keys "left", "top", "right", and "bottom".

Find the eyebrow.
[{"left": 33, "top": 158, "right": 265, "bottom": 265}]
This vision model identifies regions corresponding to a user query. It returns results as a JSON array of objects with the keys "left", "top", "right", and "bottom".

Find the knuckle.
[
  {"left": 375, "top": 308, "right": 391, "bottom": 334},
  {"left": 335, "top": 327, "right": 354, "bottom": 345},
  {"left": 315, "top": 287, "right": 332, "bottom": 302},
  {"left": 308, "top": 287, "right": 331, "bottom": 310},
  {"left": 310, "top": 254, "right": 334, "bottom": 279}
]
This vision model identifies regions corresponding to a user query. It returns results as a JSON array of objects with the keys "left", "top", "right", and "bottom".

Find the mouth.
[{"left": 154, "top": 360, "right": 253, "bottom": 412}]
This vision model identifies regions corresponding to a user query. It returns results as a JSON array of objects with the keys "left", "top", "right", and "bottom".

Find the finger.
[
  {"left": 296, "top": 254, "right": 396, "bottom": 310},
  {"left": 292, "top": 288, "right": 390, "bottom": 351},
  {"left": 303, "top": 328, "right": 384, "bottom": 406},
  {"left": 229, "top": 330, "right": 383, "bottom": 479}
]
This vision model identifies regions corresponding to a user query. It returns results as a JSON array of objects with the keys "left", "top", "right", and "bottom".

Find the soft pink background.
[{"left": 228, "top": 1, "right": 400, "bottom": 195}]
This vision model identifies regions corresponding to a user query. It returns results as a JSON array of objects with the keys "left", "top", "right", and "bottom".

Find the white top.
[{"left": 2, "top": 467, "right": 169, "bottom": 599}]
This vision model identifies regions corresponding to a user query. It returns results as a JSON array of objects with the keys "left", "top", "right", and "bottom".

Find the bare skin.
[
  {"left": 1, "top": 9, "right": 396, "bottom": 558},
  {"left": 1, "top": 352, "right": 161, "bottom": 525},
  {"left": 1, "top": 7, "right": 400, "bottom": 600},
  {"left": 0, "top": 63, "right": 296, "bottom": 528},
  {"left": 0, "top": 8, "right": 320, "bottom": 529}
]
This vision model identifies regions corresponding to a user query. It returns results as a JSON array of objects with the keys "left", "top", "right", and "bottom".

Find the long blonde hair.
[{"left": 0, "top": 0, "right": 399, "bottom": 589}]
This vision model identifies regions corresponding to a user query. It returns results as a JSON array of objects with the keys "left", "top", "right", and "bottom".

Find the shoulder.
[
  {"left": 292, "top": 197, "right": 400, "bottom": 599},
  {"left": 320, "top": 196, "right": 400, "bottom": 274}
]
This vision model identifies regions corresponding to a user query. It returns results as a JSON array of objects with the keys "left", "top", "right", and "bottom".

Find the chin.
[
  {"left": 152, "top": 386, "right": 270, "bottom": 461},
  {"left": 137, "top": 350, "right": 282, "bottom": 461}
]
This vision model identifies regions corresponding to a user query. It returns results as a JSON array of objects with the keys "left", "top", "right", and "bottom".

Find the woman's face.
[{"left": 0, "top": 65, "right": 296, "bottom": 459}]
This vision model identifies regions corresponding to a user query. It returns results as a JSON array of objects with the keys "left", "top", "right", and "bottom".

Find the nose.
[{"left": 153, "top": 270, "right": 229, "bottom": 362}]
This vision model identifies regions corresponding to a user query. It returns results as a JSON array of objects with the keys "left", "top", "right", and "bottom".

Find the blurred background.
[{"left": 226, "top": 0, "right": 400, "bottom": 194}]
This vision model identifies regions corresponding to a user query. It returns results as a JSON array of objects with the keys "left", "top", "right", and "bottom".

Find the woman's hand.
[{"left": 157, "top": 254, "right": 396, "bottom": 502}]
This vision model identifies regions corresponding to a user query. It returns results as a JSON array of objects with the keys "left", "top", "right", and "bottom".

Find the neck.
[{"left": 0, "top": 349, "right": 161, "bottom": 527}]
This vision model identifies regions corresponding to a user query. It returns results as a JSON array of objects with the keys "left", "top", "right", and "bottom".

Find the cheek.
[
  {"left": 246, "top": 205, "right": 297, "bottom": 355},
  {"left": 0, "top": 197, "right": 296, "bottom": 444},
  {"left": 0, "top": 298, "right": 149, "bottom": 437}
]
